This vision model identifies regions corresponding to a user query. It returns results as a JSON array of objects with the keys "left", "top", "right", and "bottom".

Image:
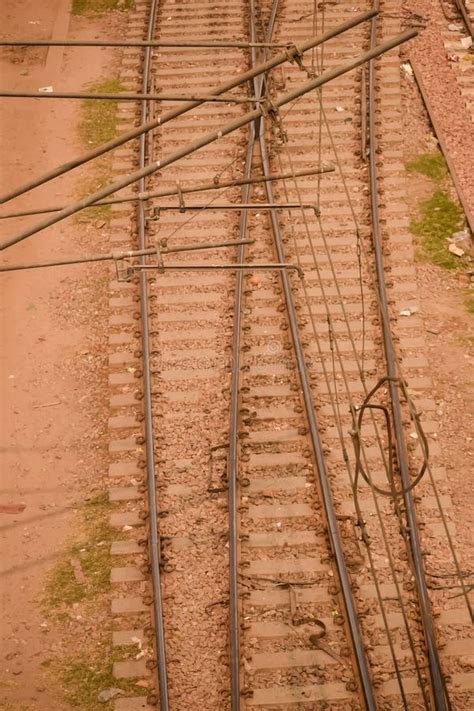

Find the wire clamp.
[
  {"left": 176, "top": 180, "right": 186, "bottom": 213},
  {"left": 285, "top": 42, "right": 304, "bottom": 70},
  {"left": 261, "top": 99, "right": 288, "bottom": 145},
  {"left": 155, "top": 238, "right": 165, "bottom": 273}
]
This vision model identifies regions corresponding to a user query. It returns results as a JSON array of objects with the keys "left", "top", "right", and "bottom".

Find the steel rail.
[
  {"left": 250, "top": 2, "right": 377, "bottom": 708},
  {"left": 452, "top": 0, "right": 474, "bottom": 38},
  {"left": 410, "top": 59, "right": 474, "bottom": 237},
  {"left": 367, "top": 9, "right": 450, "bottom": 710},
  {"left": 136, "top": 0, "right": 169, "bottom": 707},
  {"left": 0, "top": 10, "right": 377, "bottom": 206},
  {"left": 226, "top": 93, "right": 258, "bottom": 711},
  {"left": 0, "top": 167, "right": 333, "bottom": 220},
  {"left": 0, "top": 28, "right": 416, "bottom": 252}
]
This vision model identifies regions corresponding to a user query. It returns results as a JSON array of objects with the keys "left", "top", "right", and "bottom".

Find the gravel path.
[{"left": 403, "top": 0, "right": 474, "bottom": 223}]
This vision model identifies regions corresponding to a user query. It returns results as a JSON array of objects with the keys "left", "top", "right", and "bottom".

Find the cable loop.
[{"left": 350, "top": 376, "right": 429, "bottom": 501}]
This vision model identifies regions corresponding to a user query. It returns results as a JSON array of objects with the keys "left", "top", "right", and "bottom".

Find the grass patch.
[
  {"left": 77, "top": 170, "right": 112, "bottom": 221},
  {"left": 59, "top": 653, "right": 145, "bottom": 710},
  {"left": 79, "top": 79, "right": 124, "bottom": 149},
  {"left": 458, "top": 335, "right": 474, "bottom": 347},
  {"left": 44, "top": 493, "right": 116, "bottom": 612},
  {"left": 72, "top": 0, "right": 133, "bottom": 16},
  {"left": 465, "top": 294, "right": 474, "bottom": 314},
  {"left": 406, "top": 152, "right": 448, "bottom": 183},
  {"left": 410, "top": 189, "right": 464, "bottom": 269},
  {"left": 76, "top": 79, "right": 125, "bottom": 223}
]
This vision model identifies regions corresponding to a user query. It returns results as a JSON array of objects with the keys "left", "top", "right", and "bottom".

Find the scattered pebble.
[{"left": 97, "top": 688, "right": 124, "bottom": 703}]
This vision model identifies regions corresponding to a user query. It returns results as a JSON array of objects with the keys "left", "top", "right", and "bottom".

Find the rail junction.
[{"left": 1, "top": 0, "right": 473, "bottom": 709}]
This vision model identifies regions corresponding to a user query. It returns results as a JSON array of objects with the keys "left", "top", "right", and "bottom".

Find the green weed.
[
  {"left": 406, "top": 152, "right": 448, "bottom": 183},
  {"left": 79, "top": 79, "right": 124, "bottom": 149},
  {"left": 72, "top": 0, "right": 133, "bottom": 16},
  {"left": 464, "top": 294, "right": 474, "bottom": 314},
  {"left": 59, "top": 653, "right": 144, "bottom": 710},
  {"left": 410, "top": 189, "right": 464, "bottom": 269},
  {"left": 44, "top": 493, "right": 116, "bottom": 612}
]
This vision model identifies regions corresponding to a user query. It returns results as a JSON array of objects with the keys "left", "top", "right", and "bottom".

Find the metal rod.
[
  {"left": 0, "top": 90, "right": 260, "bottom": 103},
  {"left": 367, "top": 11, "right": 450, "bottom": 710},
  {"left": 0, "top": 28, "right": 416, "bottom": 252},
  {"left": 0, "top": 38, "right": 292, "bottom": 48},
  {"left": 0, "top": 239, "right": 254, "bottom": 273},
  {"left": 152, "top": 202, "right": 317, "bottom": 211},
  {"left": 0, "top": 167, "right": 333, "bottom": 219},
  {"left": 131, "top": 262, "right": 303, "bottom": 275},
  {"left": 0, "top": 10, "right": 377, "bottom": 206}
]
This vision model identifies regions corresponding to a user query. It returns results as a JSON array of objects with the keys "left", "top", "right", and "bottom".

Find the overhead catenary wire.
[
  {"left": 0, "top": 10, "right": 377, "bottom": 207},
  {"left": 0, "top": 167, "right": 334, "bottom": 220},
  {"left": 0, "top": 28, "right": 417, "bottom": 252},
  {"left": 268, "top": 21, "right": 435, "bottom": 702},
  {"left": 0, "top": 37, "right": 299, "bottom": 48},
  {"left": 0, "top": 89, "right": 265, "bottom": 103},
  {"left": 0, "top": 239, "right": 255, "bottom": 273}
]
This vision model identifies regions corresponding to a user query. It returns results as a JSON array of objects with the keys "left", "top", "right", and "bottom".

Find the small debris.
[
  {"left": 0, "top": 503, "right": 26, "bottom": 514},
  {"left": 38, "top": 86, "right": 53, "bottom": 93},
  {"left": 451, "top": 229, "right": 472, "bottom": 251},
  {"left": 448, "top": 243, "right": 465, "bottom": 257},
  {"left": 448, "top": 23, "right": 463, "bottom": 31},
  {"left": 33, "top": 400, "right": 61, "bottom": 409},
  {"left": 409, "top": 432, "right": 419, "bottom": 440},
  {"left": 401, "top": 62, "right": 413, "bottom": 77},
  {"left": 70, "top": 558, "right": 87, "bottom": 585},
  {"left": 399, "top": 307, "right": 418, "bottom": 317},
  {"left": 427, "top": 327, "right": 440, "bottom": 335},
  {"left": 97, "top": 688, "right": 124, "bottom": 703},
  {"left": 460, "top": 37, "right": 473, "bottom": 50},
  {"left": 335, "top": 105, "right": 345, "bottom": 112}
]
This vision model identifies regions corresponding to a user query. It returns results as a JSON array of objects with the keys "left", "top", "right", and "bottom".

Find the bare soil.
[
  {"left": 401, "top": 61, "right": 474, "bottom": 567},
  {"left": 0, "top": 2, "right": 125, "bottom": 709}
]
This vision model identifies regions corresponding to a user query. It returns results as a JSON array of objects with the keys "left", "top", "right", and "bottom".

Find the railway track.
[{"left": 1, "top": 0, "right": 473, "bottom": 709}]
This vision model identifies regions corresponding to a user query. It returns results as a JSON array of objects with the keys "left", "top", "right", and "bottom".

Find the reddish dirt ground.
[
  {"left": 0, "top": 1, "right": 122, "bottom": 708},
  {"left": 1, "top": 1, "right": 473, "bottom": 709}
]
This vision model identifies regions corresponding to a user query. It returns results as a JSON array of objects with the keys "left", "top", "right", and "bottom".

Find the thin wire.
[{"left": 269, "top": 106, "right": 431, "bottom": 705}]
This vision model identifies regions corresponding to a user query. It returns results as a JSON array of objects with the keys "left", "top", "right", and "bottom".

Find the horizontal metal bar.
[
  {"left": 0, "top": 239, "right": 253, "bottom": 273},
  {"left": 132, "top": 262, "right": 304, "bottom": 277},
  {"left": 0, "top": 167, "right": 333, "bottom": 220},
  {"left": 0, "top": 9, "right": 377, "bottom": 206},
  {"left": 0, "top": 38, "right": 290, "bottom": 48},
  {"left": 3, "top": 26, "right": 417, "bottom": 252},
  {"left": 152, "top": 202, "right": 318, "bottom": 212},
  {"left": 0, "top": 90, "right": 258, "bottom": 103}
]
